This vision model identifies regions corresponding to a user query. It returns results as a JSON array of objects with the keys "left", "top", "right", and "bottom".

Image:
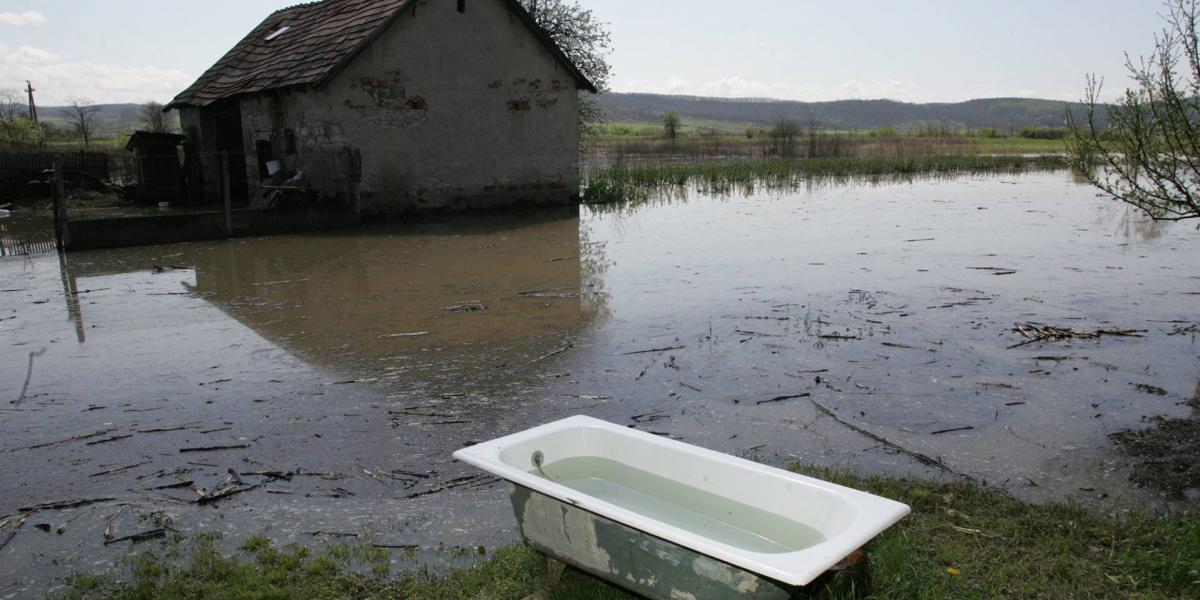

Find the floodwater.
[{"left": 2, "top": 171, "right": 1198, "bottom": 596}]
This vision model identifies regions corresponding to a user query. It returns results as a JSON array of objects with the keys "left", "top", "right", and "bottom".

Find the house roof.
[
  {"left": 168, "top": 0, "right": 596, "bottom": 109},
  {"left": 124, "top": 131, "right": 187, "bottom": 151}
]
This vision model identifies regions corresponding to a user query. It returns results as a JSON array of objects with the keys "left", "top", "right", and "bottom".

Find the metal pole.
[{"left": 221, "top": 150, "right": 233, "bottom": 237}]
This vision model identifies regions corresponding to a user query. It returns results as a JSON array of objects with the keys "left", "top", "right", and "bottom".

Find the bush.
[{"left": 1019, "top": 127, "right": 1069, "bottom": 140}]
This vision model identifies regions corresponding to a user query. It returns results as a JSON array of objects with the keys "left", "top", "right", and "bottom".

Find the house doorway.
[
  {"left": 255, "top": 139, "right": 275, "bottom": 181},
  {"left": 212, "top": 102, "right": 249, "bottom": 204}
]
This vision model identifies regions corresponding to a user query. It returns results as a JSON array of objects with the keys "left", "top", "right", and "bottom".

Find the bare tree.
[
  {"left": 0, "top": 88, "right": 22, "bottom": 124},
  {"left": 141, "top": 101, "right": 170, "bottom": 133},
  {"left": 1068, "top": 0, "right": 1200, "bottom": 222},
  {"left": 67, "top": 97, "right": 102, "bottom": 148}
]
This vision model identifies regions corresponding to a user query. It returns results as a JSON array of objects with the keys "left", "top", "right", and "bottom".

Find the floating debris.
[
  {"left": 1009, "top": 323, "right": 1145, "bottom": 349},
  {"left": 445, "top": 302, "right": 487, "bottom": 313},
  {"left": 1135, "top": 384, "right": 1168, "bottom": 396}
]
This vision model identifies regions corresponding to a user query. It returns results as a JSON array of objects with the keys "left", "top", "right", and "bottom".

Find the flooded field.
[{"left": 2, "top": 171, "right": 1198, "bottom": 596}]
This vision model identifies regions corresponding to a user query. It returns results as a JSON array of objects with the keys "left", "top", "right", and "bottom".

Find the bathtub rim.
[{"left": 453, "top": 415, "right": 911, "bottom": 587}]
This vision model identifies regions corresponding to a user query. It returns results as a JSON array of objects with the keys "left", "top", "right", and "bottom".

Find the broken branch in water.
[
  {"left": 810, "top": 400, "right": 977, "bottom": 483},
  {"left": 930, "top": 426, "right": 976, "bottom": 436},
  {"left": 634, "top": 353, "right": 660, "bottom": 381},
  {"left": 0, "top": 515, "right": 29, "bottom": 553},
  {"left": 18, "top": 497, "right": 116, "bottom": 513},
  {"left": 531, "top": 344, "right": 573, "bottom": 363},
  {"left": 621, "top": 345, "right": 687, "bottom": 356},
  {"left": 882, "top": 342, "right": 936, "bottom": 352},
  {"left": 85, "top": 434, "right": 133, "bottom": 446},
  {"left": 103, "top": 528, "right": 168, "bottom": 545},
  {"left": 404, "top": 475, "right": 498, "bottom": 499},
  {"left": 1167, "top": 323, "right": 1200, "bottom": 336},
  {"left": 196, "top": 481, "right": 270, "bottom": 505},
  {"left": 89, "top": 461, "right": 152, "bottom": 478},
  {"left": 631, "top": 410, "right": 670, "bottom": 423},
  {"left": 12, "top": 430, "right": 112, "bottom": 452},
  {"left": 194, "top": 469, "right": 289, "bottom": 505},
  {"left": 756, "top": 394, "right": 811, "bottom": 406},
  {"left": 178, "top": 444, "right": 250, "bottom": 453},
  {"left": 517, "top": 289, "right": 579, "bottom": 299},
  {"left": 967, "top": 267, "right": 1018, "bottom": 276},
  {"left": 1009, "top": 322, "right": 1145, "bottom": 349}
]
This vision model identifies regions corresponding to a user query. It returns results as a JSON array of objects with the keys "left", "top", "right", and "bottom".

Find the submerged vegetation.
[
  {"left": 55, "top": 469, "right": 1198, "bottom": 600},
  {"left": 582, "top": 155, "right": 1067, "bottom": 204}
]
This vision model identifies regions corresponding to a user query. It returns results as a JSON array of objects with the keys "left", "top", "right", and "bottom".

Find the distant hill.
[
  {"left": 595, "top": 93, "right": 1104, "bottom": 131},
  {"left": 37, "top": 95, "right": 1099, "bottom": 138}
]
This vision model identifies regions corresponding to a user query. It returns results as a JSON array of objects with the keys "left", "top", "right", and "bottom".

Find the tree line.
[{"left": 0, "top": 93, "right": 176, "bottom": 150}]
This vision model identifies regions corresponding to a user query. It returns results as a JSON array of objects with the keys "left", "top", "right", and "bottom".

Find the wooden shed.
[{"left": 125, "top": 132, "right": 186, "bottom": 204}]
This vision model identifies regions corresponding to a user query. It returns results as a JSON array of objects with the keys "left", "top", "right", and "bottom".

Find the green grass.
[
  {"left": 790, "top": 466, "right": 1199, "bottom": 599},
  {"left": 582, "top": 155, "right": 1068, "bottom": 204},
  {"left": 54, "top": 535, "right": 624, "bottom": 600},
  {"left": 597, "top": 118, "right": 761, "bottom": 139},
  {"left": 53, "top": 468, "right": 1198, "bottom": 600},
  {"left": 592, "top": 120, "right": 1071, "bottom": 154}
]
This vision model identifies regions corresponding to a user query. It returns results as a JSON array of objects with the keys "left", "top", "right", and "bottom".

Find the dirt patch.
[{"left": 1111, "top": 383, "right": 1200, "bottom": 500}]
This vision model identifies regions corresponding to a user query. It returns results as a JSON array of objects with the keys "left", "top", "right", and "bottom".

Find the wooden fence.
[
  {"left": 0, "top": 151, "right": 135, "bottom": 184},
  {"left": 0, "top": 234, "right": 56, "bottom": 257}
]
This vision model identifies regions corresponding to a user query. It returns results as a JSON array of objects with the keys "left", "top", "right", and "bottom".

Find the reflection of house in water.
[
  {"left": 182, "top": 208, "right": 594, "bottom": 381},
  {"left": 55, "top": 208, "right": 602, "bottom": 385}
]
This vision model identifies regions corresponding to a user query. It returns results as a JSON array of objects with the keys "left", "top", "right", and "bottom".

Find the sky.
[{"left": 0, "top": 0, "right": 1169, "bottom": 107}]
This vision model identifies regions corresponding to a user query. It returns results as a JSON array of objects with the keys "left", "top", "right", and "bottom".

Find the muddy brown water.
[{"left": 1, "top": 171, "right": 1199, "bottom": 597}]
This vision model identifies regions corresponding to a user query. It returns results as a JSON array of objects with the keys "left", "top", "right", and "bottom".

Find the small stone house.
[{"left": 167, "top": 0, "right": 595, "bottom": 213}]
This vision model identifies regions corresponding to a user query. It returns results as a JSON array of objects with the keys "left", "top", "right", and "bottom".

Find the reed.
[{"left": 582, "top": 155, "right": 1068, "bottom": 204}]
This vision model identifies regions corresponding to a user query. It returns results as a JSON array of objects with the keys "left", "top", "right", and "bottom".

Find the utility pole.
[{"left": 25, "top": 80, "right": 37, "bottom": 123}]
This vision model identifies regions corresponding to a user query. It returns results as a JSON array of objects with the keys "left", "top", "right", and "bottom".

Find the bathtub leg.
[
  {"left": 521, "top": 557, "right": 567, "bottom": 600},
  {"left": 546, "top": 557, "right": 567, "bottom": 589}
]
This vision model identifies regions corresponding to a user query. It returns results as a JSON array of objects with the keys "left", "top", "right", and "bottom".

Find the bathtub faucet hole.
[{"left": 532, "top": 451, "right": 551, "bottom": 479}]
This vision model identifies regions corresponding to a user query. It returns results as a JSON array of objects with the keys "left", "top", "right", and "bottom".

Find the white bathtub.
[{"left": 454, "top": 416, "right": 910, "bottom": 597}]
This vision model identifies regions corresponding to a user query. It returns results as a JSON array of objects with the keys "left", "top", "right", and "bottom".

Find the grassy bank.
[
  {"left": 55, "top": 467, "right": 1197, "bottom": 600},
  {"left": 582, "top": 155, "right": 1067, "bottom": 204},
  {"left": 591, "top": 120, "right": 1071, "bottom": 157}
]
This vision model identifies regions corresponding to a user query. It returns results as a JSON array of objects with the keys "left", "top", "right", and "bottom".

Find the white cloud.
[
  {"left": 618, "top": 76, "right": 1131, "bottom": 104},
  {"left": 0, "top": 45, "right": 194, "bottom": 104},
  {"left": 0, "top": 44, "right": 61, "bottom": 65},
  {"left": 618, "top": 75, "right": 922, "bottom": 103},
  {"left": 0, "top": 11, "right": 46, "bottom": 26}
]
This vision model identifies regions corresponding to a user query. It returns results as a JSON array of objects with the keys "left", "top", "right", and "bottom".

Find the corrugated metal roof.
[{"left": 169, "top": 0, "right": 596, "bottom": 109}]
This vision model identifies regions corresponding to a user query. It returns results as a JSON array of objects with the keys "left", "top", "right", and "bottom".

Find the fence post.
[
  {"left": 52, "top": 160, "right": 66, "bottom": 252},
  {"left": 221, "top": 150, "right": 233, "bottom": 237}
]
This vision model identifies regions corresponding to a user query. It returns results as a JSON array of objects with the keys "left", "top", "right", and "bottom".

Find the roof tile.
[{"left": 170, "top": 0, "right": 595, "bottom": 108}]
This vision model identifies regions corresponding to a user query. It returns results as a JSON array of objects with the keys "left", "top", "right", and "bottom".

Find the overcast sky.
[{"left": 0, "top": 0, "right": 1168, "bottom": 106}]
